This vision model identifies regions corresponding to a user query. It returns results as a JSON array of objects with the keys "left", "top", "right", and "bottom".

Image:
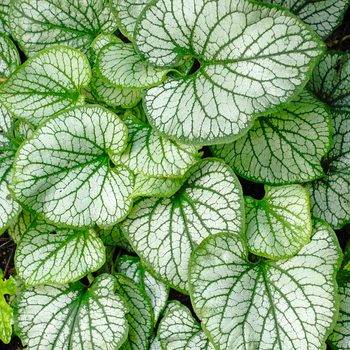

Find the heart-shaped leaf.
[
  {"left": 113, "top": 116, "right": 199, "bottom": 178},
  {"left": 0, "top": 0, "right": 11, "bottom": 35},
  {"left": 328, "top": 281, "right": 350, "bottom": 350},
  {"left": 122, "top": 158, "right": 244, "bottom": 292},
  {"left": 211, "top": 91, "right": 331, "bottom": 185},
  {"left": 12, "top": 105, "right": 134, "bottom": 228},
  {"left": 15, "top": 274, "right": 129, "bottom": 350},
  {"left": 134, "top": 0, "right": 324, "bottom": 145},
  {"left": 117, "top": 255, "right": 169, "bottom": 323},
  {"left": 115, "top": 274, "right": 154, "bottom": 350},
  {"left": 158, "top": 301, "right": 214, "bottom": 350},
  {"left": 189, "top": 220, "right": 342, "bottom": 350},
  {"left": 15, "top": 221, "right": 106, "bottom": 286},
  {"left": 0, "top": 46, "right": 91, "bottom": 125},
  {"left": 260, "top": 0, "right": 350, "bottom": 38},
  {"left": 245, "top": 185, "right": 312, "bottom": 259},
  {"left": 0, "top": 35, "right": 20, "bottom": 79},
  {"left": 10, "top": 0, "right": 118, "bottom": 56}
]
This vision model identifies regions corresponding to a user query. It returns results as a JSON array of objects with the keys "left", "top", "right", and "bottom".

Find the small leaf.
[
  {"left": 97, "top": 224, "right": 134, "bottom": 252},
  {"left": 15, "top": 274, "right": 129, "bottom": 350},
  {"left": 10, "top": 0, "right": 118, "bottom": 56},
  {"left": 122, "top": 158, "right": 244, "bottom": 292},
  {"left": 211, "top": 91, "right": 331, "bottom": 185},
  {"left": 8, "top": 210, "right": 35, "bottom": 244},
  {"left": 0, "top": 0, "right": 11, "bottom": 34},
  {"left": 117, "top": 255, "right": 169, "bottom": 323},
  {"left": 328, "top": 281, "right": 350, "bottom": 350},
  {"left": 158, "top": 301, "right": 214, "bottom": 350},
  {"left": 0, "top": 103, "right": 12, "bottom": 135},
  {"left": 96, "top": 42, "right": 169, "bottom": 89},
  {"left": 0, "top": 35, "right": 20, "bottom": 79},
  {"left": 261, "top": 0, "right": 350, "bottom": 38},
  {"left": 245, "top": 185, "right": 312, "bottom": 259},
  {"left": 12, "top": 105, "right": 134, "bottom": 228},
  {"left": 189, "top": 220, "right": 342, "bottom": 350},
  {"left": 135, "top": 0, "right": 324, "bottom": 144},
  {"left": 115, "top": 274, "right": 154, "bottom": 350},
  {"left": 15, "top": 221, "right": 106, "bottom": 286},
  {"left": 0, "top": 46, "right": 91, "bottom": 125},
  {"left": 113, "top": 116, "right": 199, "bottom": 178},
  {"left": 131, "top": 174, "right": 184, "bottom": 199},
  {"left": 0, "top": 269, "right": 16, "bottom": 344},
  {"left": 110, "top": 0, "right": 148, "bottom": 40}
]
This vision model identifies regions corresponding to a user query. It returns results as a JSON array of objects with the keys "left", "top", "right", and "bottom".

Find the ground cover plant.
[{"left": 1, "top": 0, "right": 350, "bottom": 349}]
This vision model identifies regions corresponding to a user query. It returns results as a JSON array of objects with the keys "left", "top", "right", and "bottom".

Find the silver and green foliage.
[
  {"left": 122, "top": 158, "right": 244, "bottom": 292},
  {"left": 15, "top": 274, "right": 129, "bottom": 350},
  {"left": 9, "top": 0, "right": 118, "bottom": 56},
  {"left": 245, "top": 185, "right": 312, "bottom": 260},
  {"left": 189, "top": 221, "right": 342, "bottom": 350},
  {"left": 308, "top": 52, "right": 350, "bottom": 229},
  {"left": 211, "top": 92, "right": 331, "bottom": 185},
  {"left": 12, "top": 105, "right": 134, "bottom": 228},
  {"left": 0, "top": 0, "right": 11, "bottom": 34},
  {"left": 134, "top": 0, "right": 324, "bottom": 145},
  {"left": 0, "top": 35, "right": 21, "bottom": 79}
]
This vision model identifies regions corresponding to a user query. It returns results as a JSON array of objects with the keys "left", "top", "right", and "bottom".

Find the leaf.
[
  {"left": 131, "top": 174, "right": 184, "bottom": 199},
  {"left": 8, "top": 210, "right": 35, "bottom": 244},
  {"left": 260, "top": 0, "right": 350, "bottom": 38},
  {"left": 328, "top": 281, "right": 350, "bottom": 350},
  {"left": 117, "top": 255, "right": 169, "bottom": 323},
  {"left": 0, "top": 35, "right": 20, "bottom": 79},
  {"left": 0, "top": 103, "right": 12, "bottom": 135},
  {"left": 96, "top": 42, "right": 168, "bottom": 89},
  {"left": 0, "top": 269, "right": 16, "bottom": 344},
  {"left": 211, "top": 91, "right": 331, "bottom": 185},
  {"left": 115, "top": 274, "right": 154, "bottom": 350},
  {"left": 122, "top": 158, "right": 244, "bottom": 292},
  {"left": 158, "top": 301, "right": 214, "bottom": 350},
  {"left": 12, "top": 105, "right": 134, "bottom": 228},
  {"left": 189, "top": 220, "right": 342, "bottom": 350},
  {"left": 134, "top": 0, "right": 324, "bottom": 145},
  {"left": 15, "top": 221, "right": 106, "bottom": 286},
  {"left": 149, "top": 337, "right": 162, "bottom": 350},
  {"left": 245, "top": 185, "right": 312, "bottom": 260},
  {"left": 10, "top": 0, "right": 118, "bottom": 56},
  {"left": 0, "top": 46, "right": 91, "bottom": 125},
  {"left": 15, "top": 274, "right": 129, "bottom": 350},
  {"left": 113, "top": 116, "right": 199, "bottom": 178},
  {"left": 97, "top": 224, "right": 134, "bottom": 252},
  {"left": 110, "top": 0, "right": 148, "bottom": 40},
  {"left": 0, "top": 0, "right": 11, "bottom": 34}
]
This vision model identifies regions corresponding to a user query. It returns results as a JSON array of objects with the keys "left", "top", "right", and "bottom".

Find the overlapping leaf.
[
  {"left": 158, "top": 301, "right": 214, "bottom": 350},
  {"left": 15, "top": 221, "right": 106, "bottom": 286},
  {"left": 0, "top": 46, "right": 91, "bottom": 125},
  {"left": 117, "top": 255, "right": 169, "bottom": 322},
  {"left": 189, "top": 221, "right": 342, "bottom": 350},
  {"left": 97, "top": 224, "right": 134, "bottom": 252},
  {"left": 15, "top": 274, "right": 129, "bottom": 350},
  {"left": 0, "top": 35, "right": 20, "bottom": 79},
  {"left": 10, "top": 0, "right": 118, "bottom": 56},
  {"left": 122, "top": 158, "right": 244, "bottom": 292},
  {"left": 261, "top": 0, "right": 350, "bottom": 38},
  {"left": 8, "top": 210, "right": 35, "bottom": 244},
  {"left": 12, "top": 105, "right": 134, "bottom": 228},
  {"left": 0, "top": 0, "right": 11, "bottom": 34},
  {"left": 211, "top": 92, "right": 331, "bottom": 184},
  {"left": 134, "top": 0, "right": 324, "bottom": 144}
]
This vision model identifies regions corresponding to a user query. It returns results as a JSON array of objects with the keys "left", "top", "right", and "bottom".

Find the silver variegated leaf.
[{"left": 0, "top": 35, "right": 20, "bottom": 79}]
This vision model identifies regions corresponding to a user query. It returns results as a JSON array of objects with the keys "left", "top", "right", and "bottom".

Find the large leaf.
[
  {"left": 122, "top": 158, "right": 244, "bottom": 292},
  {"left": 245, "top": 185, "right": 312, "bottom": 260},
  {"left": 0, "top": 35, "right": 20, "bottom": 79},
  {"left": 15, "top": 221, "right": 106, "bottom": 286},
  {"left": 110, "top": 0, "right": 148, "bottom": 40},
  {"left": 0, "top": 269, "right": 16, "bottom": 344},
  {"left": 211, "top": 92, "right": 331, "bottom": 185},
  {"left": 328, "top": 281, "right": 350, "bottom": 350},
  {"left": 12, "top": 105, "right": 134, "bottom": 228},
  {"left": 0, "top": 46, "right": 91, "bottom": 125},
  {"left": 117, "top": 255, "right": 169, "bottom": 323},
  {"left": 115, "top": 274, "right": 154, "bottom": 350},
  {"left": 10, "top": 0, "right": 118, "bottom": 56},
  {"left": 113, "top": 116, "right": 199, "bottom": 178},
  {"left": 158, "top": 301, "right": 214, "bottom": 350},
  {"left": 189, "top": 220, "right": 342, "bottom": 350},
  {"left": 134, "top": 0, "right": 324, "bottom": 145},
  {"left": 0, "top": 0, "right": 11, "bottom": 34},
  {"left": 15, "top": 274, "right": 129, "bottom": 350},
  {"left": 261, "top": 0, "right": 350, "bottom": 38}
]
